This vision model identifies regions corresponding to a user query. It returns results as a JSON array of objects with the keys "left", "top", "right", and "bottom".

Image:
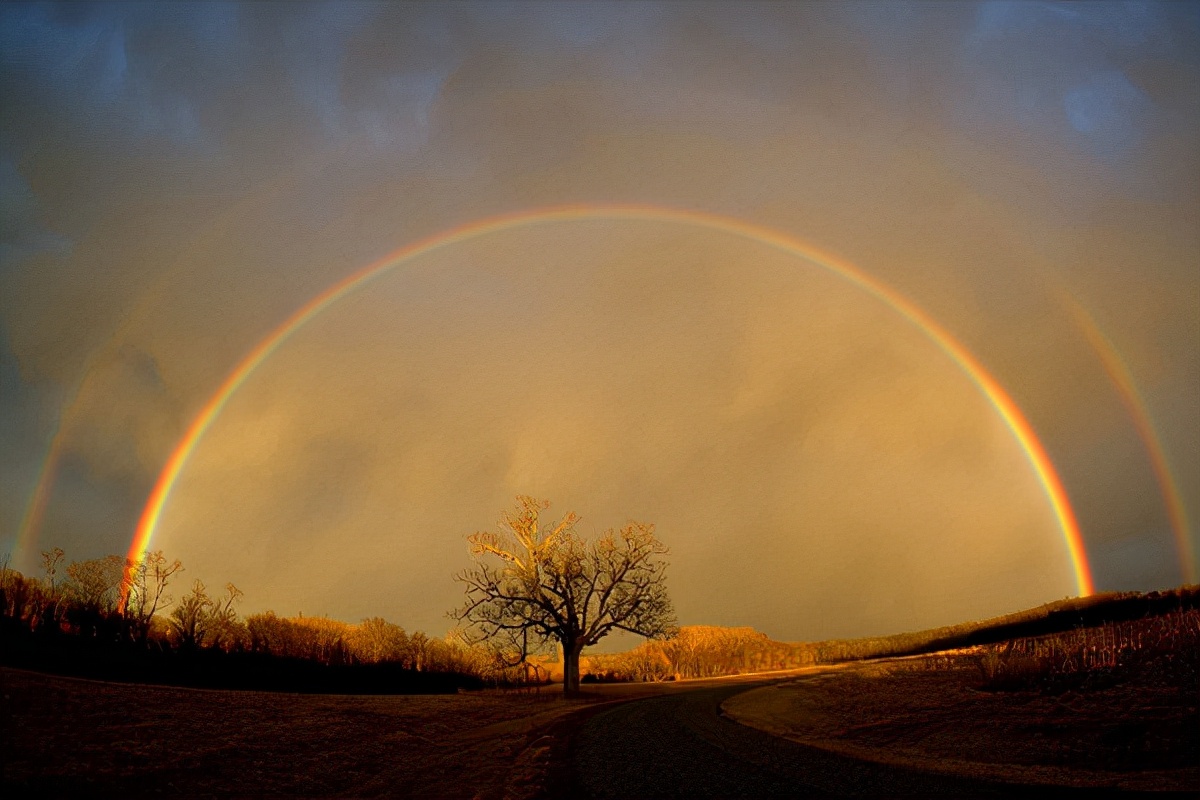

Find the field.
[
  {"left": 1, "top": 668, "right": 602, "bottom": 798},
  {"left": 7, "top": 650, "right": 1198, "bottom": 796},
  {"left": 725, "top": 657, "right": 1198, "bottom": 792},
  {"left": 5, "top": 601, "right": 1198, "bottom": 796}
]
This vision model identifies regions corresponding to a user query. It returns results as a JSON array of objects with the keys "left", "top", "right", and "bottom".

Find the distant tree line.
[
  {"left": 5, "top": 546, "right": 1193, "bottom": 693},
  {"left": 584, "top": 625, "right": 816, "bottom": 682},
  {"left": 801, "top": 586, "right": 1200, "bottom": 665},
  {"left": 582, "top": 588, "right": 1200, "bottom": 683},
  {"left": 0, "top": 549, "right": 535, "bottom": 693},
  {"left": 973, "top": 604, "right": 1200, "bottom": 694},
  {"left": 0, "top": 548, "right": 186, "bottom": 647}
]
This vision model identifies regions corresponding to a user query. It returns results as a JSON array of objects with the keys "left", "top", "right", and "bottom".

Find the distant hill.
[
  {"left": 582, "top": 585, "right": 1200, "bottom": 681},
  {"left": 801, "top": 584, "right": 1200, "bottom": 663}
]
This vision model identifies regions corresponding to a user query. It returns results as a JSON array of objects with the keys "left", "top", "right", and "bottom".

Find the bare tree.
[
  {"left": 451, "top": 496, "right": 676, "bottom": 695},
  {"left": 123, "top": 550, "right": 184, "bottom": 642},
  {"left": 352, "top": 616, "right": 409, "bottom": 663},
  {"left": 65, "top": 555, "right": 127, "bottom": 613},
  {"left": 170, "top": 580, "right": 212, "bottom": 649},
  {"left": 169, "top": 579, "right": 243, "bottom": 650},
  {"left": 40, "top": 547, "right": 64, "bottom": 594},
  {"left": 205, "top": 582, "right": 245, "bottom": 651}
]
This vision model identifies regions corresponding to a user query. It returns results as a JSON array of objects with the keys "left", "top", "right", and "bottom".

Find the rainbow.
[
  {"left": 13, "top": 419, "right": 68, "bottom": 564},
  {"left": 1065, "top": 297, "right": 1194, "bottom": 584},
  {"left": 122, "top": 204, "right": 1095, "bottom": 603},
  {"left": 13, "top": 302, "right": 161, "bottom": 567},
  {"left": 14, "top": 165, "right": 307, "bottom": 568}
]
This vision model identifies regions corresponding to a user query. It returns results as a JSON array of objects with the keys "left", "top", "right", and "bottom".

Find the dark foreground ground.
[
  {"left": 568, "top": 680, "right": 1082, "bottom": 798},
  {"left": 723, "top": 660, "right": 1198, "bottom": 792},
  {"left": 2, "top": 666, "right": 584, "bottom": 798},
  {"left": 3, "top": 663, "right": 1195, "bottom": 797}
]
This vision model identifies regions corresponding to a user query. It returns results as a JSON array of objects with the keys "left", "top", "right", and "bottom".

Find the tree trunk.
[{"left": 563, "top": 639, "right": 584, "bottom": 695}]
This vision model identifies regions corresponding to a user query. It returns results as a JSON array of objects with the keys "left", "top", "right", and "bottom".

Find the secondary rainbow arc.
[
  {"left": 1065, "top": 297, "right": 1195, "bottom": 584},
  {"left": 122, "top": 204, "right": 1095, "bottom": 604},
  {"left": 14, "top": 168, "right": 312, "bottom": 566}
]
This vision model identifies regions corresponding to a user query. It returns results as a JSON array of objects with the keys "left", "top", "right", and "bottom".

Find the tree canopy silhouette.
[{"left": 451, "top": 496, "right": 676, "bottom": 694}]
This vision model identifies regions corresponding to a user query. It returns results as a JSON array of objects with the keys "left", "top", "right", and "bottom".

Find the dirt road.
[{"left": 569, "top": 677, "right": 1090, "bottom": 798}]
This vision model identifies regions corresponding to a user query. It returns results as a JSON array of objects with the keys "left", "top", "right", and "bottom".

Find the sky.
[{"left": 1, "top": 1, "right": 1197, "bottom": 644}]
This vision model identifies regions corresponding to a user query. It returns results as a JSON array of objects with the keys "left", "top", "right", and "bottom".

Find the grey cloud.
[
  {"left": 0, "top": 158, "right": 71, "bottom": 264},
  {"left": 1065, "top": 70, "right": 1152, "bottom": 154}
]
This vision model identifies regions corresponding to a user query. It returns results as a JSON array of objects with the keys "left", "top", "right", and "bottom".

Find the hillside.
[{"left": 581, "top": 585, "right": 1200, "bottom": 681}]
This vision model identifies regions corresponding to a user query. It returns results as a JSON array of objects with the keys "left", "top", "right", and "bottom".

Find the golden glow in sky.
[{"left": 148, "top": 217, "right": 1080, "bottom": 639}]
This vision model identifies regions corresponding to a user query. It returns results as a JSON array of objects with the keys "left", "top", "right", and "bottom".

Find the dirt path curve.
[{"left": 566, "top": 678, "right": 1094, "bottom": 798}]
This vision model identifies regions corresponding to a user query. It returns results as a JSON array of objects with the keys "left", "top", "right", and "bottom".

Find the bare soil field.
[
  {"left": 1, "top": 666, "right": 817, "bottom": 798},
  {"left": 723, "top": 658, "right": 1200, "bottom": 792},
  {"left": 8, "top": 661, "right": 1196, "bottom": 796},
  {"left": 1, "top": 667, "right": 609, "bottom": 798}
]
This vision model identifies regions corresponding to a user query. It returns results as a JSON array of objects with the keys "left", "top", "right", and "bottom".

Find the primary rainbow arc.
[{"left": 121, "top": 204, "right": 1095, "bottom": 603}]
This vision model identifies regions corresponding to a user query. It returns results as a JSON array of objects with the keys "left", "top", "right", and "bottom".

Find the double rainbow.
[
  {"left": 120, "top": 204, "right": 1095, "bottom": 601},
  {"left": 13, "top": 168, "right": 308, "bottom": 568}
]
